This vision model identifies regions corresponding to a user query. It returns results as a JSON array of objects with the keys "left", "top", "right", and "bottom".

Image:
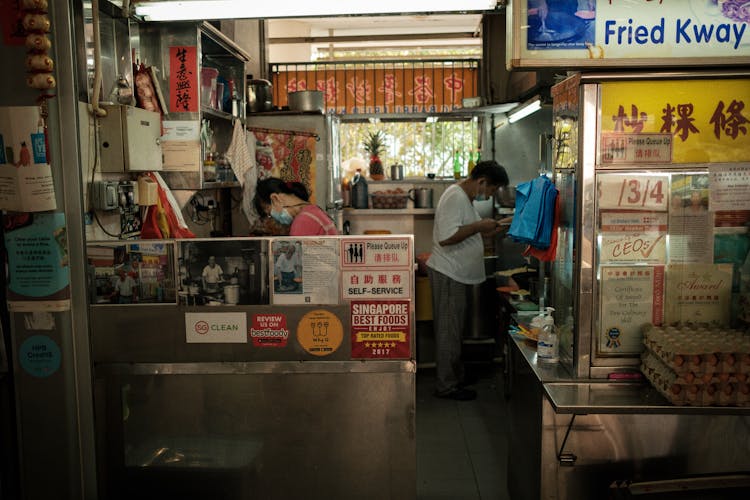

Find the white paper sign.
[
  {"left": 341, "top": 270, "right": 411, "bottom": 300},
  {"left": 598, "top": 174, "right": 669, "bottom": 211},
  {"left": 185, "top": 312, "right": 247, "bottom": 343},
  {"left": 708, "top": 164, "right": 750, "bottom": 211},
  {"left": 271, "top": 238, "right": 340, "bottom": 305},
  {"left": 162, "top": 120, "right": 200, "bottom": 141},
  {"left": 600, "top": 211, "right": 667, "bottom": 264},
  {"left": 0, "top": 164, "right": 56, "bottom": 212},
  {"left": 0, "top": 106, "right": 57, "bottom": 212},
  {"left": 599, "top": 266, "right": 664, "bottom": 355},
  {"left": 340, "top": 237, "right": 412, "bottom": 268}
]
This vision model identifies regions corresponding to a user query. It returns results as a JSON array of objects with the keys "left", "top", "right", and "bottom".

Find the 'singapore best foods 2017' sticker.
[
  {"left": 351, "top": 300, "right": 411, "bottom": 359},
  {"left": 296, "top": 309, "right": 343, "bottom": 357}
]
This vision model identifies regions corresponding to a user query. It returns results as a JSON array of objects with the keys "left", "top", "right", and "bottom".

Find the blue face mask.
[
  {"left": 475, "top": 192, "right": 488, "bottom": 202},
  {"left": 271, "top": 208, "right": 294, "bottom": 225}
]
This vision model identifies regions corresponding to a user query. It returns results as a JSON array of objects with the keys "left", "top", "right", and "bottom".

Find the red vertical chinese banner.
[{"left": 169, "top": 46, "right": 198, "bottom": 113}]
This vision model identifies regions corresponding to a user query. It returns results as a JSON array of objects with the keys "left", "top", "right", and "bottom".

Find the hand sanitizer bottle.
[{"left": 537, "top": 307, "right": 559, "bottom": 364}]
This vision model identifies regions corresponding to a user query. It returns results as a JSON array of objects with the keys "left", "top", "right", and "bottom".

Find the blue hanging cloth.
[{"left": 508, "top": 175, "right": 558, "bottom": 249}]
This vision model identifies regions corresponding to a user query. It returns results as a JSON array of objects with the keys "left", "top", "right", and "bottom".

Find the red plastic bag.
[{"left": 140, "top": 173, "right": 195, "bottom": 239}]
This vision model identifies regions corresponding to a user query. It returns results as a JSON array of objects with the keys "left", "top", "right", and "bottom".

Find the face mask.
[
  {"left": 271, "top": 208, "right": 293, "bottom": 225},
  {"left": 475, "top": 191, "right": 488, "bottom": 202}
]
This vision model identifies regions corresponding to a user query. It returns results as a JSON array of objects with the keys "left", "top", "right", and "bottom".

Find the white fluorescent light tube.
[
  {"left": 135, "top": 0, "right": 498, "bottom": 21},
  {"left": 507, "top": 97, "right": 542, "bottom": 124}
]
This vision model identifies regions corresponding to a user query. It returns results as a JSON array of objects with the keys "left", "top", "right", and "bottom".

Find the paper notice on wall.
[
  {"left": 4, "top": 212, "right": 70, "bottom": 312},
  {"left": 271, "top": 238, "right": 339, "bottom": 305},
  {"left": 709, "top": 165, "right": 750, "bottom": 211},
  {"left": 599, "top": 265, "right": 664, "bottom": 354},
  {"left": 599, "top": 211, "right": 667, "bottom": 264},
  {"left": 0, "top": 106, "right": 56, "bottom": 212},
  {"left": 668, "top": 212, "right": 713, "bottom": 264},
  {"left": 664, "top": 263, "right": 733, "bottom": 326},
  {"left": 0, "top": 164, "right": 56, "bottom": 212}
]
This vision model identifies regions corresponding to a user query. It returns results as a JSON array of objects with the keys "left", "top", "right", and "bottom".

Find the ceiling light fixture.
[
  {"left": 134, "top": 0, "right": 498, "bottom": 21},
  {"left": 507, "top": 96, "right": 542, "bottom": 124}
]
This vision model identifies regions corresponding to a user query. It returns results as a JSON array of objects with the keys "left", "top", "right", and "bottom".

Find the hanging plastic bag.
[
  {"left": 523, "top": 194, "right": 561, "bottom": 261},
  {"left": 140, "top": 172, "right": 195, "bottom": 239},
  {"left": 508, "top": 175, "right": 558, "bottom": 249}
]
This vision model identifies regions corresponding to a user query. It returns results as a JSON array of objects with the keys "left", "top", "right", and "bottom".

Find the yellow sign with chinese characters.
[{"left": 600, "top": 80, "right": 750, "bottom": 164}]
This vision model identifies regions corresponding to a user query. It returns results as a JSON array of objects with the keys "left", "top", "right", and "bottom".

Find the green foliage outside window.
[{"left": 340, "top": 119, "right": 480, "bottom": 179}]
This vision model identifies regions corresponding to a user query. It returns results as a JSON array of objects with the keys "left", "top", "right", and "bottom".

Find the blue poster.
[
  {"left": 4, "top": 213, "right": 70, "bottom": 304},
  {"left": 526, "top": 0, "right": 596, "bottom": 50},
  {"left": 19, "top": 335, "right": 61, "bottom": 378}
]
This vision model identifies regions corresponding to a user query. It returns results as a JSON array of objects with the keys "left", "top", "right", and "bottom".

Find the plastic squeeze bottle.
[{"left": 537, "top": 307, "right": 559, "bottom": 364}]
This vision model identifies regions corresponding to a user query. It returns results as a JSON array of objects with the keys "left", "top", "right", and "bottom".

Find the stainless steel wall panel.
[
  {"left": 97, "top": 371, "right": 416, "bottom": 499},
  {"left": 90, "top": 305, "right": 359, "bottom": 363},
  {"left": 540, "top": 396, "right": 750, "bottom": 500}
]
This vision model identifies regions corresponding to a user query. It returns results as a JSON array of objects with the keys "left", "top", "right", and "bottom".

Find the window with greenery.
[{"left": 340, "top": 119, "right": 481, "bottom": 179}]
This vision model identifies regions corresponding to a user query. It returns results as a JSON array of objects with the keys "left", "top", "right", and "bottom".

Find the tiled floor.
[{"left": 416, "top": 363, "right": 511, "bottom": 500}]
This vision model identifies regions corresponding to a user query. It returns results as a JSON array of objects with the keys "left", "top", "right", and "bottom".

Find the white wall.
[{"left": 267, "top": 20, "right": 313, "bottom": 62}]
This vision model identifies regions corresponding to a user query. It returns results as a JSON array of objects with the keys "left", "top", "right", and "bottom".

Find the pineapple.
[{"left": 363, "top": 131, "right": 386, "bottom": 180}]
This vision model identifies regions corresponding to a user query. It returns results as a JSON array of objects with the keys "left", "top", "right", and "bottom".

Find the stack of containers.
[{"left": 641, "top": 324, "right": 750, "bottom": 406}]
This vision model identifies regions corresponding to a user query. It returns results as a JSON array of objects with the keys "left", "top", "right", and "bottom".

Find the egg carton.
[
  {"left": 641, "top": 350, "right": 750, "bottom": 406},
  {"left": 642, "top": 324, "right": 750, "bottom": 375}
]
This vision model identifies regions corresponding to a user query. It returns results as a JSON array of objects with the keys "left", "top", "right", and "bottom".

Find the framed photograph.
[
  {"left": 177, "top": 238, "right": 269, "bottom": 306},
  {"left": 86, "top": 241, "right": 177, "bottom": 305}
]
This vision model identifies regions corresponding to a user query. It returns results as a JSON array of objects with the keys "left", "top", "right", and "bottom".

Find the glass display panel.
[{"left": 595, "top": 168, "right": 750, "bottom": 357}]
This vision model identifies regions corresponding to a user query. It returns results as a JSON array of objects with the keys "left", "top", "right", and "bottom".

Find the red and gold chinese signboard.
[
  {"left": 272, "top": 65, "right": 478, "bottom": 114},
  {"left": 599, "top": 79, "right": 750, "bottom": 165}
]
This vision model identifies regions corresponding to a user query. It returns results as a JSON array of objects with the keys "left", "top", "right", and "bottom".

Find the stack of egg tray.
[{"left": 641, "top": 325, "right": 750, "bottom": 406}]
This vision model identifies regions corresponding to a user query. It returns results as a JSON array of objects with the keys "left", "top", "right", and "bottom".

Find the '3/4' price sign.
[{"left": 598, "top": 174, "right": 669, "bottom": 211}]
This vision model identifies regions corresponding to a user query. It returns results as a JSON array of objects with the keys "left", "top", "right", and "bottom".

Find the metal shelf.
[{"left": 201, "top": 106, "right": 239, "bottom": 122}]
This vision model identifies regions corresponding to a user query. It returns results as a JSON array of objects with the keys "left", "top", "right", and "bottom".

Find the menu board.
[
  {"left": 599, "top": 265, "right": 664, "bottom": 355},
  {"left": 508, "top": 0, "right": 750, "bottom": 68},
  {"left": 599, "top": 80, "right": 750, "bottom": 165},
  {"left": 664, "top": 263, "right": 734, "bottom": 326}
]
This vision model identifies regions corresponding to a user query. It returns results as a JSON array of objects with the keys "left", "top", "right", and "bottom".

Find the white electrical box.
[{"left": 99, "top": 104, "right": 162, "bottom": 172}]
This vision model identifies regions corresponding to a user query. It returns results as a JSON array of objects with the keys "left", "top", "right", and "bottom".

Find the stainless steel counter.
[
  {"left": 506, "top": 331, "right": 750, "bottom": 500},
  {"left": 545, "top": 382, "right": 750, "bottom": 416},
  {"left": 508, "top": 332, "right": 573, "bottom": 383},
  {"left": 509, "top": 333, "right": 750, "bottom": 416}
]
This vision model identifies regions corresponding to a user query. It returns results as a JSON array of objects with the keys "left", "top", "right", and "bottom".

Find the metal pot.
[
  {"left": 409, "top": 187, "right": 433, "bottom": 208},
  {"left": 288, "top": 90, "right": 324, "bottom": 112},
  {"left": 390, "top": 164, "right": 404, "bottom": 180},
  {"left": 247, "top": 79, "right": 273, "bottom": 113}
]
